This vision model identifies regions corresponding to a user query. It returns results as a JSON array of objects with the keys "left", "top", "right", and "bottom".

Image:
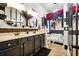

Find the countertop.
[{"left": 0, "top": 29, "right": 45, "bottom": 42}]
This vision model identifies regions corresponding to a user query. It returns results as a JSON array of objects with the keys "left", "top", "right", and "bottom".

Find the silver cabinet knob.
[
  {"left": 8, "top": 43, "right": 11, "bottom": 46},
  {"left": 21, "top": 45, "right": 23, "bottom": 48}
]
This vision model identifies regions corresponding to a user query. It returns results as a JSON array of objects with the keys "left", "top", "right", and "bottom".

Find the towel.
[
  {"left": 52, "top": 13, "right": 58, "bottom": 20},
  {"left": 46, "top": 13, "right": 53, "bottom": 20}
]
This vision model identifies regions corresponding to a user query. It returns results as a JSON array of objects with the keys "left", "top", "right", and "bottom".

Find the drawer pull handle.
[
  {"left": 21, "top": 45, "right": 23, "bottom": 48},
  {"left": 8, "top": 43, "right": 11, "bottom": 46}
]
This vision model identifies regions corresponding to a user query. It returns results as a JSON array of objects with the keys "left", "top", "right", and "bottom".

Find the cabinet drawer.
[
  {"left": 18, "top": 37, "right": 27, "bottom": 44},
  {"left": 0, "top": 45, "right": 22, "bottom": 56},
  {"left": 24, "top": 43, "right": 33, "bottom": 56},
  {"left": 18, "top": 36, "right": 34, "bottom": 44},
  {"left": 27, "top": 36, "right": 34, "bottom": 43},
  {"left": 0, "top": 39, "right": 18, "bottom": 51},
  {"left": 35, "top": 35, "right": 39, "bottom": 39}
]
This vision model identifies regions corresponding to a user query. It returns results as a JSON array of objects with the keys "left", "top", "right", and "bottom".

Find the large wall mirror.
[
  {"left": 17, "top": 10, "right": 21, "bottom": 27},
  {"left": 12, "top": 7, "right": 16, "bottom": 22},
  {"left": 5, "top": 7, "right": 10, "bottom": 19},
  {"left": 5, "top": 7, "right": 26, "bottom": 27}
]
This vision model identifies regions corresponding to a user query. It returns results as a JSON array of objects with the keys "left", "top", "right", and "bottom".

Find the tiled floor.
[
  {"left": 48, "top": 43, "right": 66, "bottom": 56},
  {"left": 35, "top": 43, "right": 66, "bottom": 56}
]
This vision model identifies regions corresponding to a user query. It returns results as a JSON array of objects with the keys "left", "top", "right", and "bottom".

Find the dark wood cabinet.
[
  {"left": 0, "top": 33, "right": 45, "bottom": 56},
  {"left": 0, "top": 45, "right": 22, "bottom": 56}
]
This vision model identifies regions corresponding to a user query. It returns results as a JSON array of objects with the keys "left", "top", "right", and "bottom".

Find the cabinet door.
[
  {"left": 24, "top": 43, "right": 33, "bottom": 56},
  {"left": 40, "top": 35, "right": 44, "bottom": 48},
  {"left": 40, "top": 34, "right": 45, "bottom": 48},
  {"left": 0, "top": 45, "right": 22, "bottom": 56},
  {"left": 24, "top": 37, "right": 34, "bottom": 56},
  {"left": 35, "top": 35, "right": 41, "bottom": 53},
  {"left": 42, "top": 34, "right": 45, "bottom": 47}
]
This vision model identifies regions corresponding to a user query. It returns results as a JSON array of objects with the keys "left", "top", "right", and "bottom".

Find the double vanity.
[
  {"left": 0, "top": 28, "right": 45, "bottom": 56},
  {"left": 0, "top": 3, "right": 46, "bottom": 56}
]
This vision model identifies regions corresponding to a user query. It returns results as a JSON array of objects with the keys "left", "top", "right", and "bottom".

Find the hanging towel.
[
  {"left": 77, "top": 4, "right": 79, "bottom": 12},
  {"left": 59, "top": 9, "right": 63, "bottom": 15},
  {"left": 55, "top": 9, "right": 63, "bottom": 16},
  {"left": 52, "top": 13, "right": 58, "bottom": 20},
  {"left": 59, "top": 14, "right": 63, "bottom": 17},
  {"left": 71, "top": 6, "right": 76, "bottom": 12},
  {"left": 71, "top": 4, "right": 79, "bottom": 12},
  {"left": 46, "top": 13, "right": 53, "bottom": 20},
  {"left": 77, "top": 8, "right": 79, "bottom": 11},
  {"left": 55, "top": 11, "right": 59, "bottom": 16}
]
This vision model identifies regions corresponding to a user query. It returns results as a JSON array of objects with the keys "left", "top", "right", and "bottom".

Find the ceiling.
[
  {"left": 22, "top": 3, "right": 64, "bottom": 12},
  {"left": 7, "top": 3, "right": 64, "bottom": 12},
  {"left": 40, "top": 3, "right": 64, "bottom": 13}
]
